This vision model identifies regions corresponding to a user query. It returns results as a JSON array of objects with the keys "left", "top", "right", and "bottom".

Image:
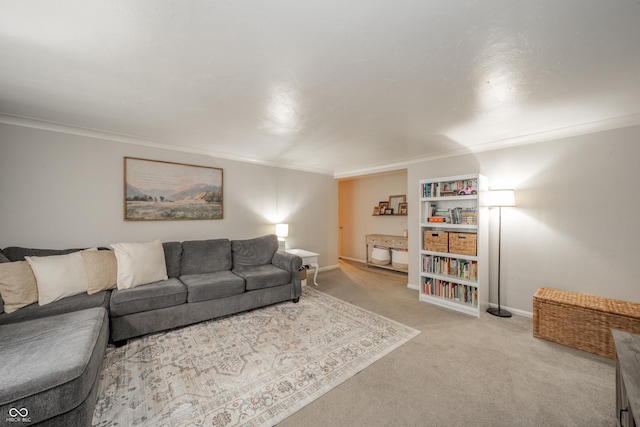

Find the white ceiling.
[{"left": 1, "top": 1, "right": 639, "bottom": 177}]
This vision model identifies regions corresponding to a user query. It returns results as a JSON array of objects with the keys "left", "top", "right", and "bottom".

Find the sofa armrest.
[{"left": 272, "top": 250, "right": 303, "bottom": 273}]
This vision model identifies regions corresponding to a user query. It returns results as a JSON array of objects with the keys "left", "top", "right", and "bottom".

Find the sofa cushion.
[
  {"left": 1, "top": 247, "right": 84, "bottom": 262},
  {"left": 110, "top": 278, "right": 187, "bottom": 317},
  {"left": 180, "top": 271, "right": 245, "bottom": 303},
  {"left": 232, "top": 264, "right": 291, "bottom": 291},
  {"left": 26, "top": 250, "right": 94, "bottom": 306},
  {"left": 163, "top": 241, "right": 183, "bottom": 278},
  {"left": 110, "top": 240, "right": 168, "bottom": 290},
  {"left": 0, "top": 261, "right": 39, "bottom": 313},
  {"left": 82, "top": 250, "right": 117, "bottom": 294},
  {"left": 181, "top": 239, "right": 232, "bottom": 275},
  {"left": 231, "top": 234, "right": 278, "bottom": 266},
  {"left": 0, "top": 291, "right": 110, "bottom": 325},
  {"left": 0, "top": 307, "right": 109, "bottom": 425}
]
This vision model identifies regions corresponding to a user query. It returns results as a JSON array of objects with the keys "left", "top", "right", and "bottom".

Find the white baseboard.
[{"left": 339, "top": 258, "right": 533, "bottom": 318}]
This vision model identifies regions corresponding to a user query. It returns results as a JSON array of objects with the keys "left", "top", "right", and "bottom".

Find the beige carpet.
[{"left": 92, "top": 286, "right": 419, "bottom": 427}]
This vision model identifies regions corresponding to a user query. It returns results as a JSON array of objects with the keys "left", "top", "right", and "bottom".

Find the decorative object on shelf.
[
  {"left": 375, "top": 196, "right": 407, "bottom": 216},
  {"left": 483, "top": 189, "right": 516, "bottom": 318},
  {"left": 388, "top": 195, "right": 406, "bottom": 215},
  {"left": 124, "top": 157, "right": 223, "bottom": 221},
  {"left": 275, "top": 223, "right": 288, "bottom": 250}
]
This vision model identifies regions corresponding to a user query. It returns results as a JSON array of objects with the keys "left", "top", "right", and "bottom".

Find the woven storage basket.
[
  {"left": 391, "top": 248, "right": 408, "bottom": 270},
  {"left": 423, "top": 231, "right": 448, "bottom": 252},
  {"left": 448, "top": 232, "right": 477, "bottom": 256},
  {"left": 533, "top": 287, "right": 640, "bottom": 359},
  {"left": 371, "top": 246, "right": 391, "bottom": 265}
]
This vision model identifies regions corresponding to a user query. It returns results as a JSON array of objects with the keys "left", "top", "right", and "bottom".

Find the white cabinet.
[{"left": 418, "top": 174, "right": 488, "bottom": 317}]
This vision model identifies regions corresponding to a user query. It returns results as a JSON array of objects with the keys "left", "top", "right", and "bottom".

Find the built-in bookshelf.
[{"left": 418, "top": 174, "right": 488, "bottom": 317}]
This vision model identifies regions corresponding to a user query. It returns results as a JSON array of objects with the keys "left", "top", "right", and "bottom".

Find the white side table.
[{"left": 286, "top": 249, "right": 319, "bottom": 286}]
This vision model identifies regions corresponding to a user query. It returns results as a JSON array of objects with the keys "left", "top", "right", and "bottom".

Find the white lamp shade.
[
  {"left": 483, "top": 190, "right": 515, "bottom": 207},
  {"left": 275, "top": 223, "right": 289, "bottom": 238}
]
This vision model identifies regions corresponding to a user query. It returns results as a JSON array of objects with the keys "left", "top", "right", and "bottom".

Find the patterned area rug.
[{"left": 92, "top": 287, "right": 419, "bottom": 427}]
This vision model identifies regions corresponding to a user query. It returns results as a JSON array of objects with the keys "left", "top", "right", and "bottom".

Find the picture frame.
[
  {"left": 373, "top": 206, "right": 381, "bottom": 216},
  {"left": 124, "top": 157, "right": 223, "bottom": 221},
  {"left": 398, "top": 202, "right": 408, "bottom": 215},
  {"left": 378, "top": 201, "right": 389, "bottom": 215},
  {"left": 389, "top": 194, "right": 406, "bottom": 215}
]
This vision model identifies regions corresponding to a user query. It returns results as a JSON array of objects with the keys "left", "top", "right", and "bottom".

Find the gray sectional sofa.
[{"left": 0, "top": 234, "right": 302, "bottom": 426}]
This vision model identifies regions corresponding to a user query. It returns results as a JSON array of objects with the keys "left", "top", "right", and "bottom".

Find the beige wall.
[
  {"left": 337, "top": 127, "right": 640, "bottom": 315},
  {"left": 0, "top": 123, "right": 339, "bottom": 269},
  {"left": 3, "top": 121, "right": 639, "bottom": 316},
  {"left": 406, "top": 128, "right": 640, "bottom": 315},
  {"left": 338, "top": 171, "right": 408, "bottom": 262}
]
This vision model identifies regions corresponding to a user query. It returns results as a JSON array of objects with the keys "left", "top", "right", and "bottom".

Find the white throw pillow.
[
  {"left": 26, "top": 250, "right": 93, "bottom": 306},
  {"left": 110, "top": 240, "right": 167, "bottom": 290}
]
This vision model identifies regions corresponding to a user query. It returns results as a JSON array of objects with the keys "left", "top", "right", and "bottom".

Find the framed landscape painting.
[{"left": 124, "top": 157, "right": 223, "bottom": 221}]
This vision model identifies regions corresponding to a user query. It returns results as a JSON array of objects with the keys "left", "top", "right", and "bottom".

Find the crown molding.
[
  {"left": 3, "top": 112, "right": 638, "bottom": 180},
  {"left": 333, "top": 113, "right": 640, "bottom": 179},
  {"left": 0, "top": 114, "right": 334, "bottom": 176}
]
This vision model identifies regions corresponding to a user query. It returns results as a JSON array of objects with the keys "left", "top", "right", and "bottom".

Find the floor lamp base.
[{"left": 487, "top": 307, "right": 512, "bottom": 318}]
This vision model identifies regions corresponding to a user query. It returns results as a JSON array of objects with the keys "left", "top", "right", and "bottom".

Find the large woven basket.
[{"left": 533, "top": 287, "right": 640, "bottom": 359}]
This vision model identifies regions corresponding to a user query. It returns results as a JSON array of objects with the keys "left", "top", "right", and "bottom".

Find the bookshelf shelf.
[
  {"left": 419, "top": 223, "right": 477, "bottom": 230},
  {"left": 418, "top": 174, "right": 488, "bottom": 317}
]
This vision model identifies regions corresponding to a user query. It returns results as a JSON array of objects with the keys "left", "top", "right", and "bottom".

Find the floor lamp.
[{"left": 485, "top": 189, "right": 515, "bottom": 318}]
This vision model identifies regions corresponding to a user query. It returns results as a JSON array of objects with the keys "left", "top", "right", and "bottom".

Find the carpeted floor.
[
  {"left": 280, "top": 260, "right": 617, "bottom": 427},
  {"left": 92, "top": 286, "right": 419, "bottom": 427}
]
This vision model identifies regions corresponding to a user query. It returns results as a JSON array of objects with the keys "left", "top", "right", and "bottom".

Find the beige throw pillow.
[
  {"left": 0, "top": 261, "right": 39, "bottom": 313},
  {"left": 82, "top": 250, "right": 117, "bottom": 294},
  {"left": 26, "top": 251, "right": 92, "bottom": 306},
  {"left": 110, "top": 240, "right": 167, "bottom": 290}
]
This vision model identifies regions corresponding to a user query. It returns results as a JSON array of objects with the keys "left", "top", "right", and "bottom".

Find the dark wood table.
[{"left": 613, "top": 329, "right": 640, "bottom": 426}]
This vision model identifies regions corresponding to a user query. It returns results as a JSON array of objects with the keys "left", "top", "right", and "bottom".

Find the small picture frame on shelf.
[
  {"left": 378, "top": 201, "right": 389, "bottom": 214},
  {"left": 386, "top": 208, "right": 394, "bottom": 215},
  {"left": 389, "top": 194, "right": 406, "bottom": 215},
  {"left": 398, "top": 203, "right": 408, "bottom": 215},
  {"left": 372, "top": 206, "right": 380, "bottom": 216}
]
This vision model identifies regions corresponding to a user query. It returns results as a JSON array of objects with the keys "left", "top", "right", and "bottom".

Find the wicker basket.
[
  {"left": 423, "top": 231, "right": 448, "bottom": 253},
  {"left": 371, "top": 246, "right": 391, "bottom": 265},
  {"left": 448, "top": 232, "right": 477, "bottom": 256},
  {"left": 533, "top": 287, "right": 640, "bottom": 359}
]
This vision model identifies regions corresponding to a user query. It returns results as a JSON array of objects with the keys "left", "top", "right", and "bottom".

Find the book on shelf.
[
  {"left": 422, "top": 179, "right": 478, "bottom": 198},
  {"left": 422, "top": 278, "right": 478, "bottom": 306},
  {"left": 422, "top": 255, "right": 478, "bottom": 281},
  {"left": 428, "top": 217, "right": 447, "bottom": 222},
  {"left": 426, "top": 207, "right": 477, "bottom": 225}
]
